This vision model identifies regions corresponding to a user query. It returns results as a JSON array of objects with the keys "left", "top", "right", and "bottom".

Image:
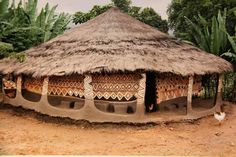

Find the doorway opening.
[{"left": 145, "top": 72, "right": 158, "bottom": 113}]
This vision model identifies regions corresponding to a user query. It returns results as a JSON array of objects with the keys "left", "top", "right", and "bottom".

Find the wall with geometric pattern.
[
  {"left": 92, "top": 74, "right": 142, "bottom": 101},
  {"left": 23, "top": 75, "right": 85, "bottom": 98},
  {"left": 21, "top": 73, "right": 202, "bottom": 104},
  {"left": 48, "top": 75, "right": 84, "bottom": 98},
  {"left": 156, "top": 74, "right": 202, "bottom": 103}
]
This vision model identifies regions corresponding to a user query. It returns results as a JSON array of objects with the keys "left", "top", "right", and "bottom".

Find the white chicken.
[
  {"left": 214, "top": 112, "right": 226, "bottom": 126},
  {"left": 149, "top": 104, "right": 154, "bottom": 111}
]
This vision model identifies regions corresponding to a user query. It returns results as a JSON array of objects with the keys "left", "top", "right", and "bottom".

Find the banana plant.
[
  {"left": 185, "top": 9, "right": 236, "bottom": 63},
  {"left": 36, "top": 3, "right": 71, "bottom": 42},
  {"left": 185, "top": 9, "right": 228, "bottom": 56},
  {"left": 0, "top": 0, "right": 71, "bottom": 52},
  {"left": 221, "top": 32, "right": 236, "bottom": 62},
  {"left": 35, "top": 3, "right": 58, "bottom": 42},
  {"left": 221, "top": 8, "right": 236, "bottom": 62}
]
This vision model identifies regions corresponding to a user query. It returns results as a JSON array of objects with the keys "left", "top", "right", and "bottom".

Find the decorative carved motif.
[
  {"left": 92, "top": 74, "right": 141, "bottom": 101},
  {"left": 48, "top": 75, "right": 84, "bottom": 97},
  {"left": 42, "top": 77, "right": 49, "bottom": 95},
  {"left": 16, "top": 75, "right": 22, "bottom": 92},
  {"left": 23, "top": 75, "right": 84, "bottom": 97},
  {"left": 135, "top": 74, "right": 146, "bottom": 104},
  {"left": 84, "top": 75, "right": 93, "bottom": 100}
]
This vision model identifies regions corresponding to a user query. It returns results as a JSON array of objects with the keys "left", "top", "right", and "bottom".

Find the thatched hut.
[{"left": 0, "top": 8, "right": 233, "bottom": 123}]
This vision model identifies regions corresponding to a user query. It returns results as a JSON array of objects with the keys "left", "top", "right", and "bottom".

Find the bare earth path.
[{"left": 0, "top": 102, "right": 236, "bottom": 156}]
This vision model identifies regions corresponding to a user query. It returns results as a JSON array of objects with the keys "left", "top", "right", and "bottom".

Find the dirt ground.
[{"left": 0, "top": 101, "right": 236, "bottom": 156}]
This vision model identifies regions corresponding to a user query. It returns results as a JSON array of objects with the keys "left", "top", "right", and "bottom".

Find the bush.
[
  {"left": 0, "top": 42, "right": 14, "bottom": 59},
  {"left": 223, "top": 73, "right": 236, "bottom": 101}
]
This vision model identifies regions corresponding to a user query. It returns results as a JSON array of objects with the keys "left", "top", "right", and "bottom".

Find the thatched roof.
[{"left": 0, "top": 7, "right": 233, "bottom": 77}]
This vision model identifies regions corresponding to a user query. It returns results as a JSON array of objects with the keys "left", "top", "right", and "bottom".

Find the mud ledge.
[{"left": 0, "top": 103, "right": 216, "bottom": 128}]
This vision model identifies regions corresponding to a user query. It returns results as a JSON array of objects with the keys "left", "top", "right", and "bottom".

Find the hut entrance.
[{"left": 145, "top": 72, "right": 158, "bottom": 113}]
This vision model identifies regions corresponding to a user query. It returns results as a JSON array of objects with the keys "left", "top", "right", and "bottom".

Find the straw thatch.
[{"left": 0, "top": 7, "right": 233, "bottom": 77}]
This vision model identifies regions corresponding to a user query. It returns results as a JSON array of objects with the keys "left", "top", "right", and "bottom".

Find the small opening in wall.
[
  {"left": 3, "top": 74, "right": 17, "bottom": 99},
  {"left": 48, "top": 95, "right": 85, "bottom": 110},
  {"left": 69, "top": 102, "right": 75, "bottom": 109},
  {"left": 127, "top": 106, "right": 134, "bottom": 114},
  {"left": 21, "top": 75, "right": 43, "bottom": 102},
  {"left": 107, "top": 104, "right": 115, "bottom": 113}
]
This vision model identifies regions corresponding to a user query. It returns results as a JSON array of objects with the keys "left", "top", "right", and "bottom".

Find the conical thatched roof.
[{"left": 0, "top": 7, "right": 233, "bottom": 77}]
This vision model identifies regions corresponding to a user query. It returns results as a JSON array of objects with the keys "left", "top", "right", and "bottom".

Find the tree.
[
  {"left": 0, "top": 0, "right": 71, "bottom": 52},
  {"left": 112, "top": 0, "right": 131, "bottom": 12},
  {"left": 185, "top": 9, "right": 236, "bottom": 61},
  {"left": 35, "top": 3, "right": 71, "bottom": 42},
  {"left": 168, "top": 0, "right": 236, "bottom": 39},
  {"left": 73, "top": 0, "right": 168, "bottom": 33},
  {"left": 138, "top": 8, "right": 168, "bottom": 33},
  {"left": 73, "top": 5, "right": 112, "bottom": 25}
]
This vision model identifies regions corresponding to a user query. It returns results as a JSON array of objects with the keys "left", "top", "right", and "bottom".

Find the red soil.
[{"left": 0, "top": 102, "right": 235, "bottom": 156}]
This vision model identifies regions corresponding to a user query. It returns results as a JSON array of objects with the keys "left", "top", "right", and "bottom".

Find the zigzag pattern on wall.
[
  {"left": 92, "top": 74, "right": 142, "bottom": 101},
  {"left": 23, "top": 75, "right": 85, "bottom": 98}
]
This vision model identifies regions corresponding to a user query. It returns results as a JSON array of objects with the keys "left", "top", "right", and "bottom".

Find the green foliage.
[
  {"left": 2, "top": 27, "right": 43, "bottom": 52},
  {"left": 35, "top": 3, "right": 71, "bottom": 42},
  {"left": 0, "top": 41, "right": 14, "bottom": 58},
  {"left": 185, "top": 10, "right": 232, "bottom": 56},
  {"left": 128, "top": 6, "right": 141, "bottom": 18},
  {"left": 168, "top": 0, "right": 236, "bottom": 39},
  {"left": 185, "top": 9, "right": 236, "bottom": 102},
  {"left": 9, "top": 52, "right": 27, "bottom": 62},
  {"left": 73, "top": 5, "right": 112, "bottom": 25},
  {"left": 0, "top": 41, "right": 26, "bottom": 62},
  {"left": 227, "top": 33, "right": 236, "bottom": 52},
  {"left": 50, "top": 13, "right": 71, "bottom": 40},
  {"left": 0, "top": 0, "right": 9, "bottom": 15},
  {"left": 223, "top": 73, "right": 236, "bottom": 101},
  {"left": 221, "top": 34, "right": 236, "bottom": 62},
  {"left": 0, "top": 0, "right": 71, "bottom": 52},
  {"left": 221, "top": 52, "right": 236, "bottom": 62},
  {"left": 73, "top": 0, "right": 168, "bottom": 33},
  {"left": 138, "top": 8, "right": 168, "bottom": 33},
  {"left": 111, "top": 0, "right": 131, "bottom": 12}
]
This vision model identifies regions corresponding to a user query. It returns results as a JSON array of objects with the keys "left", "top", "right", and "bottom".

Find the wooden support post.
[
  {"left": 42, "top": 77, "right": 49, "bottom": 96},
  {"left": 135, "top": 73, "right": 146, "bottom": 116},
  {"left": 14, "top": 75, "right": 23, "bottom": 99},
  {"left": 187, "top": 75, "right": 194, "bottom": 114},
  {"left": 84, "top": 75, "right": 93, "bottom": 100},
  {"left": 16, "top": 75, "right": 22, "bottom": 93},
  {"left": 215, "top": 74, "right": 224, "bottom": 112}
]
